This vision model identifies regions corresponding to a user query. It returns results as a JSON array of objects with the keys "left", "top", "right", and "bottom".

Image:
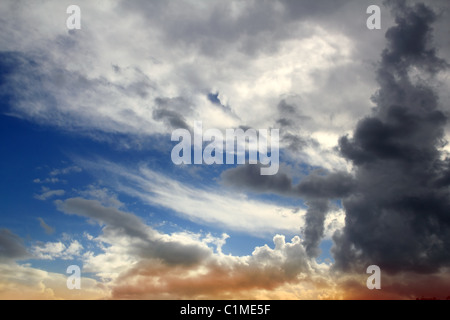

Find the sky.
[{"left": 1, "top": 0, "right": 450, "bottom": 300}]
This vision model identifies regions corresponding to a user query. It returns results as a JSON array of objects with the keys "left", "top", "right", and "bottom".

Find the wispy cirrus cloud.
[
  {"left": 34, "top": 187, "right": 65, "bottom": 201},
  {"left": 75, "top": 159, "right": 307, "bottom": 235}
]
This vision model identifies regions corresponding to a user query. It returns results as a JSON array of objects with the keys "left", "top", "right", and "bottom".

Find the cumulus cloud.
[
  {"left": 31, "top": 240, "right": 83, "bottom": 260},
  {"left": 109, "top": 234, "right": 322, "bottom": 299},
  {"left": 52, "top": 196, "right": 330, "bottom": 299}
]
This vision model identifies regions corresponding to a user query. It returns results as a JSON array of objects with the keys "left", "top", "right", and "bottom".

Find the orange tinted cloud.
[
  {"left": 336, "top": 269, "right": 450, "bottom": 300},
  {"left": 109, "top": 235, "right": 345, "bottom": 300}
]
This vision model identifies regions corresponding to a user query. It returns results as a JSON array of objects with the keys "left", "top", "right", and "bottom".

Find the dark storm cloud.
[
  {"left": 222, "top": 164, "right": 354, "bottom": 199},
  {"left": 221, "top": 164, "right": 293, "bottom": 194},
  {"left": 294, "top": 171, "right": 356, "bottom": 199},
  {"left": 221, "top": 166, "right": 354, "bottom": 258},
  {"left": 382, "top": 1, "right": 448, "bottom": 74},
  {"left": 333, "top": 1, "right": 450, "bottom": 274},
  {"left": 0, "top": 229, "right": 28, "bottom": 261},
  {"left": 302, "top": 199, "right": 329, "bottom": 258},
  {"left": 296, "top": 171, "right": 354, "bottom": 258},
  {"left": 221, "top": 1, "right": 450, "bottom": 266}
]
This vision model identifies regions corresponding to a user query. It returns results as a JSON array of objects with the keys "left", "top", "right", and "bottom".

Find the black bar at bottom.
[{"left": 2, "top": 299, "right": 446, "bottom": 318}]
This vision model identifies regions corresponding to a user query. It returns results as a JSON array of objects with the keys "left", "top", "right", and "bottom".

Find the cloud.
[
  {"left": 295, "top": 171, "right": 357, "bottom": 199},
  {"left": 31, "top": 240, "right": 83, "bottom": 260},
  {"left": 50, "top": 166, "right": 82, "bottom": 176},
  {"left": 51, "top": 195, "right": 334, "bottom": 299},
  {"left": 34, "top": 188, "right": 65, "bottom": 201},
  {"left": 221, "top": 164, "right": 355, "bottom": 199},
  {"left": 338, "top": 269, "right": 450, "bottom": 300},
  {"left": 78, "top": 185, "right": 124, "bottom": 208},
  {"left": 0, "top": 230, "right": 103, "bottom": 300},
  {"left": 152, "top": 97, "right": 193, "bottom": 131},
  {"left": 56, "top": 198, "right": 213, "bottom": 268},
  {"left": 219, "top": 0, "right": 450, "bottom": 277},
  {"left": 302, "top": 199, "right": 330, "bottom": 258},
  {"left": 56, "top": 198, "right": 152, "bottom": 240},
  {"left": 334, "top": 1, "right": 450, "bottom": 274},
  {"left": 1, "top": 0, "right": 450, "bottom": 300},
  {"left": 0, "top": 229, "right": 29, "bottom": 261},
  {"left": 221, "top": 165, "right": 353, "bottom": 257},
  {"left": 33, "top": 178, "right": 60, "bottom": 184},
  {"left": 2, "top": 211, "right": 332, "bottom": 299},
  {"left": 221, "top": 163, "right": 294, "bottom": 194},
  {"left": 110, "top": 234, "right": 324, "bottom": 299},
  {"left": 0, "top": 0, "right": 362, "bottom": 168},
  {"left": 152, "top": 108, "right": 190, "bottom": 131},
  {"left": 37, "top": 217, "right": 55, "bottom": 235},
  {"left": 275, "top": 99, "right": 311, "bottom": 152},
  {"left": 75, "top": 159, "right": 306, "bottom": 235},
  {"left": 0, "top": 262, "right": 107, "bottom": 300}
]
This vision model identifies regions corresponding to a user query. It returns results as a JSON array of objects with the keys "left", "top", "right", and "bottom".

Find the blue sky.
[{"left": 0, "top": 109, "right": 317, "bottom": 268}]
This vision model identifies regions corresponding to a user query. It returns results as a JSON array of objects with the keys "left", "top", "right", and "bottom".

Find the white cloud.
[
  {"left": 0, "top": 0, "right": 391, "bottom": 171},
  {"left": 80, "top": 159, "right": 306, "bottom": 235},
  {"left": 324, "top": 208, "right": 346, "bottom": 239},
  {"left": 65, "top": 240, "right": 83, "bottom": 256},
  {"left": 32, "top": 240, "right": 83, "bottom": 260}
]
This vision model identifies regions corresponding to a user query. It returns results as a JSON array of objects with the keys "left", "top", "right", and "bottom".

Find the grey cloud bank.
[{"left": 222, "top": 0, "right": 450, "bottom": 274}]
